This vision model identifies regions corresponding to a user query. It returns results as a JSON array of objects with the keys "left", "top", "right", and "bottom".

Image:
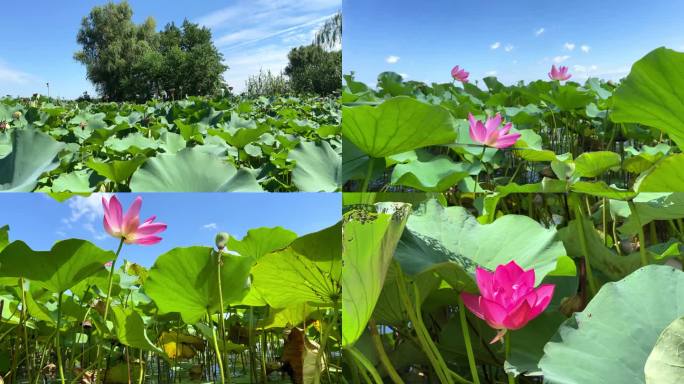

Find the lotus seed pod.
[{"left": 215, "top": 232, "right": 230, "bottom": 250}]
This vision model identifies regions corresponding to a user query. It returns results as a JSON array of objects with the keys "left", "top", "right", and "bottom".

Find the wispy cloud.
[
  {"left": 563, "top": 42, "right": 576, "bottom": 51},
  {"left": 62, "top": 194, "right": 111, "bottom": 241},
  {"left": 553, "top": 55, "right": 571, "bottom": 63},
  {"left": 504, "top": 44, "right": 514, "bottom": 52},
  {"left": 194, "top": 0, "right": 340, "bottom": 92},
  {"left": 202, "top": 223, "right": 218, "bottom": 230},
  {"left": 385, "top": 55, "right": 400, "bottom": 64},
  {"left": 0, "top": 59, "right": 36, "bottom": 85},
  {"left": 580, "top": 44, "right": 591, "bottom": 53},
  {"left": 535, "top": 27, "right": 545, "bottom": 36},
  {"left": 490, "top": 41, "right": 501, "bottom": 50},
  {"left": 222, "top": 44, "right": 292, "bottom": 92}
]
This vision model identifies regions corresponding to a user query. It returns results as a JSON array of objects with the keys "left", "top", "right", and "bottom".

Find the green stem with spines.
[{"left": 458, "top": 295, "right": 480, "bottom": 384}]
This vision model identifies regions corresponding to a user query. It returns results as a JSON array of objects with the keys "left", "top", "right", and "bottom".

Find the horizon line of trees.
[
  {"left": 74, "top": 2, "right": 341, "bottom": 102},
  {"left": 74, "top": 1, "right": 227, "bottom": 102}
]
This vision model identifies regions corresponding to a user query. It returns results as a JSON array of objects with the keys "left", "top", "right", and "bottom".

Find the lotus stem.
[
  {"left": 395, "top": 264, "right": 457, "bottom": 384},
  {"left": 345, "top": 346, "right": 384, "bottom": 384},
  {"left": 208, "top": 311, "right": 226, "bottom": 384},
  {"left": 473, "top": 145, "right": 487, "bottom": 198},
  {"left": 504, "top": 333, "right": 514, "bottom": 384},
  {"left": 56, "top": 292, "right": 66, "bottom": 384},
  {"left": 314, "top": 306, "right": 340, "bottom": 384},
  {"left": 457, "top": 296, "right": 480, "bottom": 384},
  {"left": 95, "top": 237, "right": 125, "bottom": 376},
  {"left": 215, "top": 249, "right": 231, "bottom": 383},
  {"left": 572, "top": 199, "right": 598, "bottom": 296},
  {"left": 628, "top": 201, "right": 649, "bottom": 267},
  {"left": 361, "top": 157, "right": 374, "bottom": 192},
  {"left": 368, "top": 319, "right": 404, "bottom": 384}
]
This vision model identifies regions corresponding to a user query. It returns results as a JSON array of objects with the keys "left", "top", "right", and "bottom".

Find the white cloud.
[
  {"left": 223, "top": 44, "right": 292, "bottom": 92},
  {"left": 195, "top": 0, "right": 340, "bottom": 93},
  {"left": 535, "top": 27, "right": 545, "bottom": 36},
  {"left": 553, "top": 55, "right": 571, "bottom": 63},
  {"left": 203, "top": 223, "right": 218, "bottom": 230},
  {"left": 385, "top": 55, "right": 400, "bottom": 64},
  {"left": 485, "top": 70, "right": 498, "bottom": 76},
  {"left": 564, "top": 42, "right": 576, "bottom": 51},
  {"left": 504, "top": 44, "right": 514, "bottom": 52},
  {"left": 581, "top": 45, "right": 591, "bottom": 53},
  {"left": 490, "top": 41, "right": 501, "bottom": 50},
  {"left": 61, "top": 193, "right": 112, "bottom": 241},
  {"left": 0, "top": 60, "right": 35, "bottom": 84}
]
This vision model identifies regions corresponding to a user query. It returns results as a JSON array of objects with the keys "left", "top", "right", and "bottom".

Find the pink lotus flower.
[
  {"left": 548, "top": 65, "right": 571, "bottom": 81},
  {"left": 102, "top": 196, "right": 166, "bottom": 245},
  {"left": 468, "top": 112, "right": 521, "bottom": 149},
  {"left": 451, "top": 65, "right": 469, "bottom": 83},
  {"left": 460, "top": 261, "right": 554, "bottom": 343}
]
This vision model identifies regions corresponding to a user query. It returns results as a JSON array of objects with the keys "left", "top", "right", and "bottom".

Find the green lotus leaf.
[
  {"left": 145, "top": 246, "right": 252, "bottom": 324},
  {"left": 251, "top": 223, "right": 342, "bottom": 310},
  {"left": 0, "top": 239, "right": 114, "bottom": 293},
  {"left": 287, "top": 140, "right": 341, "bottom": 192},
  {"left": 573, "top": 151, "right": 621, "bottom": 178},
  {"left": 612, "top": 47, "right": 684, "bottom": 149},
  {"left": 634, "top": 154, "right": 684, "bottom": 192},
  {"left": 0, "top": 129, "right": 65, "bottom": 191},
  {"left": 644, "top": 316, "right": 684, "bottom": 384},
  {"left": 390, "top": 150, "right": 471, "bottom": 192},
  {"left": 395, "top": 199, "right": 568, "bottom": 288},
  {"left": 86, "top": 156, "right": 147, "bottom": 183},
  {"left": 341, "top": 203, "right": 410, "bottom": 347},
  {"left": 111, "top": 306, "right": 163, "bottom": 353},
  {"left": 129, "top": 148, "right": 262, "bottom": 192},
  {"left": 540, "top": 265, "right": 684, "bottom": 384},
  {"left": 227, "top": 226, "right": 297, "bottom": 261},
  {"left": 342, "top": 96, "right": 457, "bottom": 158}
]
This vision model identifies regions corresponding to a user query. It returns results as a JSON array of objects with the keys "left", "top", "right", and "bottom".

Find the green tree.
[
  {"left": 74, "top": 2, "right": 227, "bottom": 101},
  {"left": 73, "top": 1, "right": 158, "bottom": 101},
  {"left": 158, "top": 20, "right": 228, "bottom": 97},
  {"left": 284, "top": 45, "right": 341, "bottom": 95}
]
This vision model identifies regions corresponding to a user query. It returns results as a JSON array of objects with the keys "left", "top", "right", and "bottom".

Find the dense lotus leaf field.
[
  {"left": 0, "top": 196, "right": 341, "bottom": 383},
  {"left": 0, "top": 95, "right": 341, "bottom": 194},
  {"left": 341, "top": 191, "right": 684, "bottom": 383},
  {"left": 342, "top": 47, "right": 684, "bottom": 196}
]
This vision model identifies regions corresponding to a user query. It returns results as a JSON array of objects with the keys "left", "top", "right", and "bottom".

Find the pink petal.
[
  {"left": 527, "top": 284, "right": 555, "bottom": 318},
  {"left": 502, "top": 300, "right": 533, "bottom": 330},
  {"left": 134, "top": 222, "right": 167, "bottom": 236},
  {"left": 499, "top": 122, "right": 513, "bottom": 136},
  {"left": 132, "top": 236, "right": 163, "bottom": 245},
  {"left": 460, "top": 292, "right": 484, "bottom": 319},
  {"left": 492, "top": 133, "right": 521, "bottom": 149},
  {"left": 103, "top": 196, "right": 122, "bottom": 230},
  {"left": 480, "top": 298, "right": 508, "bottom": 329},
  {"left": 484, "top": 113, "right": 502, "bottom": 134},
  {"left": 468, "top": 113, "right": 488, "bottom": 143},
  {"left": 103, "top": 216, "right": 118, "bottom": 237},
  {"left": 475, "top": 267, "right": 495, "bottom": 299}
]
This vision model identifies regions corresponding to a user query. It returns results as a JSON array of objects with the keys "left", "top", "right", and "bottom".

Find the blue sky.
[
  {"left": 0, "top": 193, "right": 341, "bottom": 267},
  {"left": 343, "top": 0, "right": 684, "bottom": 87},
  {"left": 0, "top": 0, "right": 340, "bottom": 98}
]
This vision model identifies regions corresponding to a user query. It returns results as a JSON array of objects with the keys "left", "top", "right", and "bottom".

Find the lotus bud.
[{"left": 215, "top": 232, "right": 230, "bottom": 250}]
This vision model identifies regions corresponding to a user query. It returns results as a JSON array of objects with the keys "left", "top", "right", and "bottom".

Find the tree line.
[{"left": 74, "top": 1, "right": 341, "bottom": 101}]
